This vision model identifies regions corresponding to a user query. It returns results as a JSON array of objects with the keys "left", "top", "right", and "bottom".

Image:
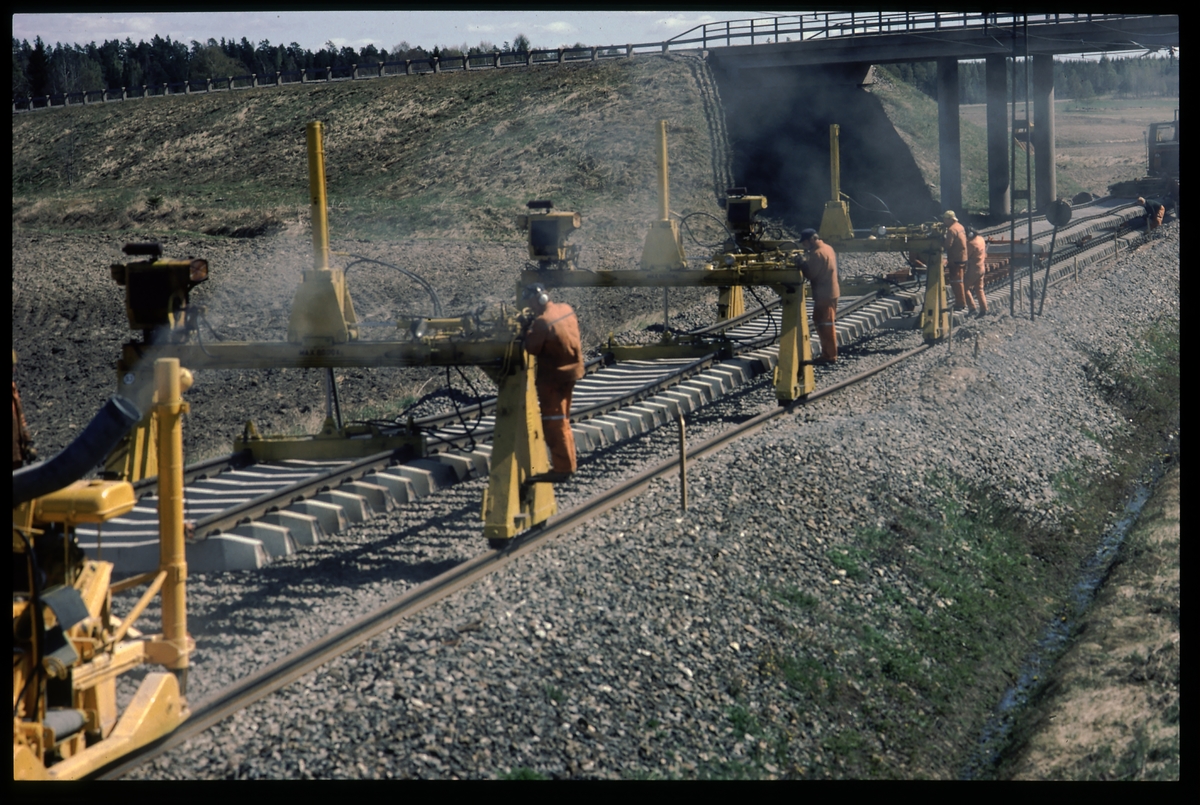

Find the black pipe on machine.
[{"left": 12, "top": 396, "right": 142, "bottom": 506}]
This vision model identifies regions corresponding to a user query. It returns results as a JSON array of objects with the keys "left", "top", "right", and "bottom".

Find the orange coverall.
[
  {"left": 943, "top": 220, "right": 968, "bottom": 310},
  {"left": 13, "top": 380, "right": 34, "bottom": 470},
  {"left": 964, "top": 234, "right": 988, "bottom": 315},
  {"left": 525, "top": 301, "right": 585, "bottom": 474},
  {"left": 1145, "top": 200, "right": 1165, "bottom": 230},
  {"left": 801, "top": 241, "right": 840, "bottom": 361}
]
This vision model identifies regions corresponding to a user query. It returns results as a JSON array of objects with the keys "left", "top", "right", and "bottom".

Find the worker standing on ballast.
[
  {"left": 522, "top": 283, "right": 585, "bottom": 481},
  {"left": 798, "top": 228, "right": 840, "bottom": 363},
  {"left": 964, "top": 226, "right": 988, "bottom": 318},
  {"left": 942, "top": 210, "right": 968, "bottom": 311}
]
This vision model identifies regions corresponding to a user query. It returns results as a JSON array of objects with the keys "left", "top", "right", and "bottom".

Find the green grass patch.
[
  {"left": 499, "top": 766, "right": 547, "bottom": 780},
  {"left": 768, "top": 585, "right": 818, "bottom": 610}
]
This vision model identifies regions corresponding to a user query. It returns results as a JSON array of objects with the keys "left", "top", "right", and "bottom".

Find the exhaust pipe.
[{"left": 12, "top": 396, "right": 142, "bottom": 506}]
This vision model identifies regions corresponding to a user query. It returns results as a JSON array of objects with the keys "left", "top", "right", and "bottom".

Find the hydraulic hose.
[{"left": 12, "top": 395, "right": 142, "bottom": 506}]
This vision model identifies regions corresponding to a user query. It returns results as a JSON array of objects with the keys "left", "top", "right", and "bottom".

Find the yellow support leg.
[
  {"left": 154, "top": 358, "right": 190, "bottom": 694},
  {"left": 920, "top": 250, "right": 951, "bottom": 342},
  {"left": 717, "top": 286, "right": 745, "bottom": 320},
  {"left": 773, "top": 282, "right": 814, "bottom": 403},
  {"left": 482, "top": 354, "right": 556, "bottom": 544}
]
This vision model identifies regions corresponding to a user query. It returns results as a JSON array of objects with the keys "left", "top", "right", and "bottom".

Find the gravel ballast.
[{"left": 113, "top": 224, "right": 1180, "bottom": 779}]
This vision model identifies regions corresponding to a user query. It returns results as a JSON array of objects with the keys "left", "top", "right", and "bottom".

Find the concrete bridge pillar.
[
  {"left": 937, "top": 57, "right": 962, "bottom": 215},
  {"left": 1032, "top": 54, "right": 1056, "bottom": 211},
  {"left": 986, "top": 55, "right": 1011, "bottom": 218}
]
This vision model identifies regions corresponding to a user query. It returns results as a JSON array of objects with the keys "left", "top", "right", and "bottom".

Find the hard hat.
[
  {"left": 799, "top": 228, "right": 818, "bottom": 242},
  {"left": 942, "top": 210, "right": 957, "bottom": 221},
  {"left": 1137, "top": 197, "right": 1146, "bottom": 205},
  {"left": 523, "top": 283, "right": 549, "bottom": 306}
]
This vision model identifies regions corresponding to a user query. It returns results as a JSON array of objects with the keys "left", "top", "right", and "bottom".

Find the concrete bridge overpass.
[{"left": 677, "top": 12, "right": 1179, "bottom": 221}]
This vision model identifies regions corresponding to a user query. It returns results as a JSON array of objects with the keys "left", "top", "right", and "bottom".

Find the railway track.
[
  {"left": 85, "top": 195, "right": 1160, "bottom": 780},
  {"left": 75, "top": 196, "right": 1150, "bottom": 573}
]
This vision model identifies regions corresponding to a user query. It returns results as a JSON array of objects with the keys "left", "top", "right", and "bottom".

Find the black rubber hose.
[{"left": 12, "top": 395, "right": 142, "bottom": 506}]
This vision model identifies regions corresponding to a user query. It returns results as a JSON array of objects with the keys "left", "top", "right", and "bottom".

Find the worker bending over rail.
[
  {"left": 1138, "top": 197, "right": 1165, "bottom": 230},
  {"left": 799, "top": 229, "right": 840, "bottom": 363},
  {"left": 942, "top": 210, "right": 968, "bottom": 311},
  {"left": 964, "top": 227, "right": 988, "bottom": 318},
  {"left": 523, "top": 283, "right": 585, "bottom": 481}
]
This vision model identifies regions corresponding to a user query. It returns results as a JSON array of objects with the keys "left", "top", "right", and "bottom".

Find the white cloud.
[{"left": 654, "top": 14, "right": 721, "bottom": 29}]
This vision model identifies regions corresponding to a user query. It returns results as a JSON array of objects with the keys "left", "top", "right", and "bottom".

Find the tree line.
[
  {"left": 11, "top": 33, "right": 595, "bottom": 100},
  {"left": 13, "top": 33, "right": 1179, "bottom": 103},
  {"left": 882, "top": 53, "right": 1179, "bottom": 103}
]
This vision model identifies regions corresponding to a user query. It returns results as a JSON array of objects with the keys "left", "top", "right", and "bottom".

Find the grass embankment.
[
  {"left": 687, "top": 314, "right": 1179, "bottom": 780},
  {"left": 993, "top": 317, "right": 1180, "bottom": 781},
  {"left": 12, "top": 55, "right": 723, "bottom": 243}
]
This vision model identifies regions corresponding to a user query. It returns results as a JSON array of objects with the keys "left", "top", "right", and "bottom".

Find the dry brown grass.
[{"left": 959, "top": 96, "right": 1178, "bottom": 200}]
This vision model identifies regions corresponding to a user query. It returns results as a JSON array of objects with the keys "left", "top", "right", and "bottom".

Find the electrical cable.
[
  {"left": 343, "top": 254, "right": 443, "bottom": 317},
  {"left": 443, "top": 366, "right": 484, "bottom": 451},
  {"left": 843, "top": 191, "right": 903, "bottom": 224},
  {"left": 679, "top": 211, "right": 737, "bottom": 250},
  {"left": 745, "top": 285, "right": 781, "bottom": 345}
]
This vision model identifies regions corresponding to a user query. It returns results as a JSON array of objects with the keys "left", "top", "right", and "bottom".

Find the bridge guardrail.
[
  {"left": 666, "top": 12, "right": 1130, "bottom": 49},
  {"left": 12, "top": 14, "right": 1163, "bottom": 112}
]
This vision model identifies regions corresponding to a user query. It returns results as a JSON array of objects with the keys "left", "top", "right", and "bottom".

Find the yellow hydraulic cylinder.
[
  {"left": 640, "top": 120, "right": 687, "bottom": 270},
  {"left": 154, "top": 358, "right": 189, "bottom": 694},
  {"left": 830, "top": 123, "right": 841, "bottom": 202},
  {"left": 308, "top": 121, "right": 331, "bottom": 271},
  {"left": 288, "top": 121, "right": 359, "bottom": 343},
  {"left": 818, "top": 124, "right": 854, "bottom": 242},
  {"left": 656, "top": 119, "right": 670, "bottom": 223}
]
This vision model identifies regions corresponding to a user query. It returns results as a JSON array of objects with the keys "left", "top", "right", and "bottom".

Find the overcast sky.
[{"left": 12, "top": 10, "right": 772, "bottom": 53}]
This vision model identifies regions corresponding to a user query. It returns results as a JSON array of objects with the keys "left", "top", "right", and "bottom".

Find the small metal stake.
[{"left": 678, "top": 412, "right": 687, "bottom": 512}]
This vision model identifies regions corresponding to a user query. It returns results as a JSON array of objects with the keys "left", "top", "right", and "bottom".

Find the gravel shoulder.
[{"left": 120, "top": 226, "right": 1178, "bottom": 779}]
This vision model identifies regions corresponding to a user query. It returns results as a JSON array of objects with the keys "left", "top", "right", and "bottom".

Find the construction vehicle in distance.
[{"left": 1109, "top": 109, "right": 1179, "bottom": 207}]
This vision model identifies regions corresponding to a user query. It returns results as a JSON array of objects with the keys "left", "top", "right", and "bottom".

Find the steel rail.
[
  {"left": 100, "top": 196, "right": 1144, "bottom": 557},
  {"left": 92, "top": 337, "right": 932, "bottom": 781}
]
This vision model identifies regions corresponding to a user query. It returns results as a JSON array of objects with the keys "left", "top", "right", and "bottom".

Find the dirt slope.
[{"left": 12, "top": 54, "right": 735, "bottom": 462}]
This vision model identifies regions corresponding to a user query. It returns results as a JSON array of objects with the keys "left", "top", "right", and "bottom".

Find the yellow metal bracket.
[{"left": 482, "top": 352, "right": 556, "bottom": 543}]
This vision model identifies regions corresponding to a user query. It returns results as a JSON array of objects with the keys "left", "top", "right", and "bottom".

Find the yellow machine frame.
[
  {"left": 14, "top": 359, "right": 194, "bottom": 780},
  {"left": 103, "top": 122, "right": 557, "bottom": 545},
  {"left": 526, "top": 120, "right": 814, "bottom": 404},
  {"left": 817, "top": 124, "right": 951, "bottom": 342}
]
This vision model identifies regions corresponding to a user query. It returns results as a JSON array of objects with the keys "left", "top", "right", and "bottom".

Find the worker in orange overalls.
[
  {"left": 13, "top": 350, "right": 36, "bottom": 470},
  {"left": 522, "top": 283, "right": 585, "bottom": 480},
  {"left": 798, "top": 228, "right": 840, "bottom": 362},
  {"left": 1138, "top": 197, "right": 1165, "bottom": 230},
  {"left": 942, "top": 210, "right": 968, "bottom": 311},
  {"left": 964, "top": 227, "right": 988, "bottom": 317}
]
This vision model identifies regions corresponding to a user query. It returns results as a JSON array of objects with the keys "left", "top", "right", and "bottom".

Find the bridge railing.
[
  {"left": 11, "top": 14, "right": 1155, "bottom": 112},
  {"left": 666, "top": 11, "right": 1119, "bottom": 49}
]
